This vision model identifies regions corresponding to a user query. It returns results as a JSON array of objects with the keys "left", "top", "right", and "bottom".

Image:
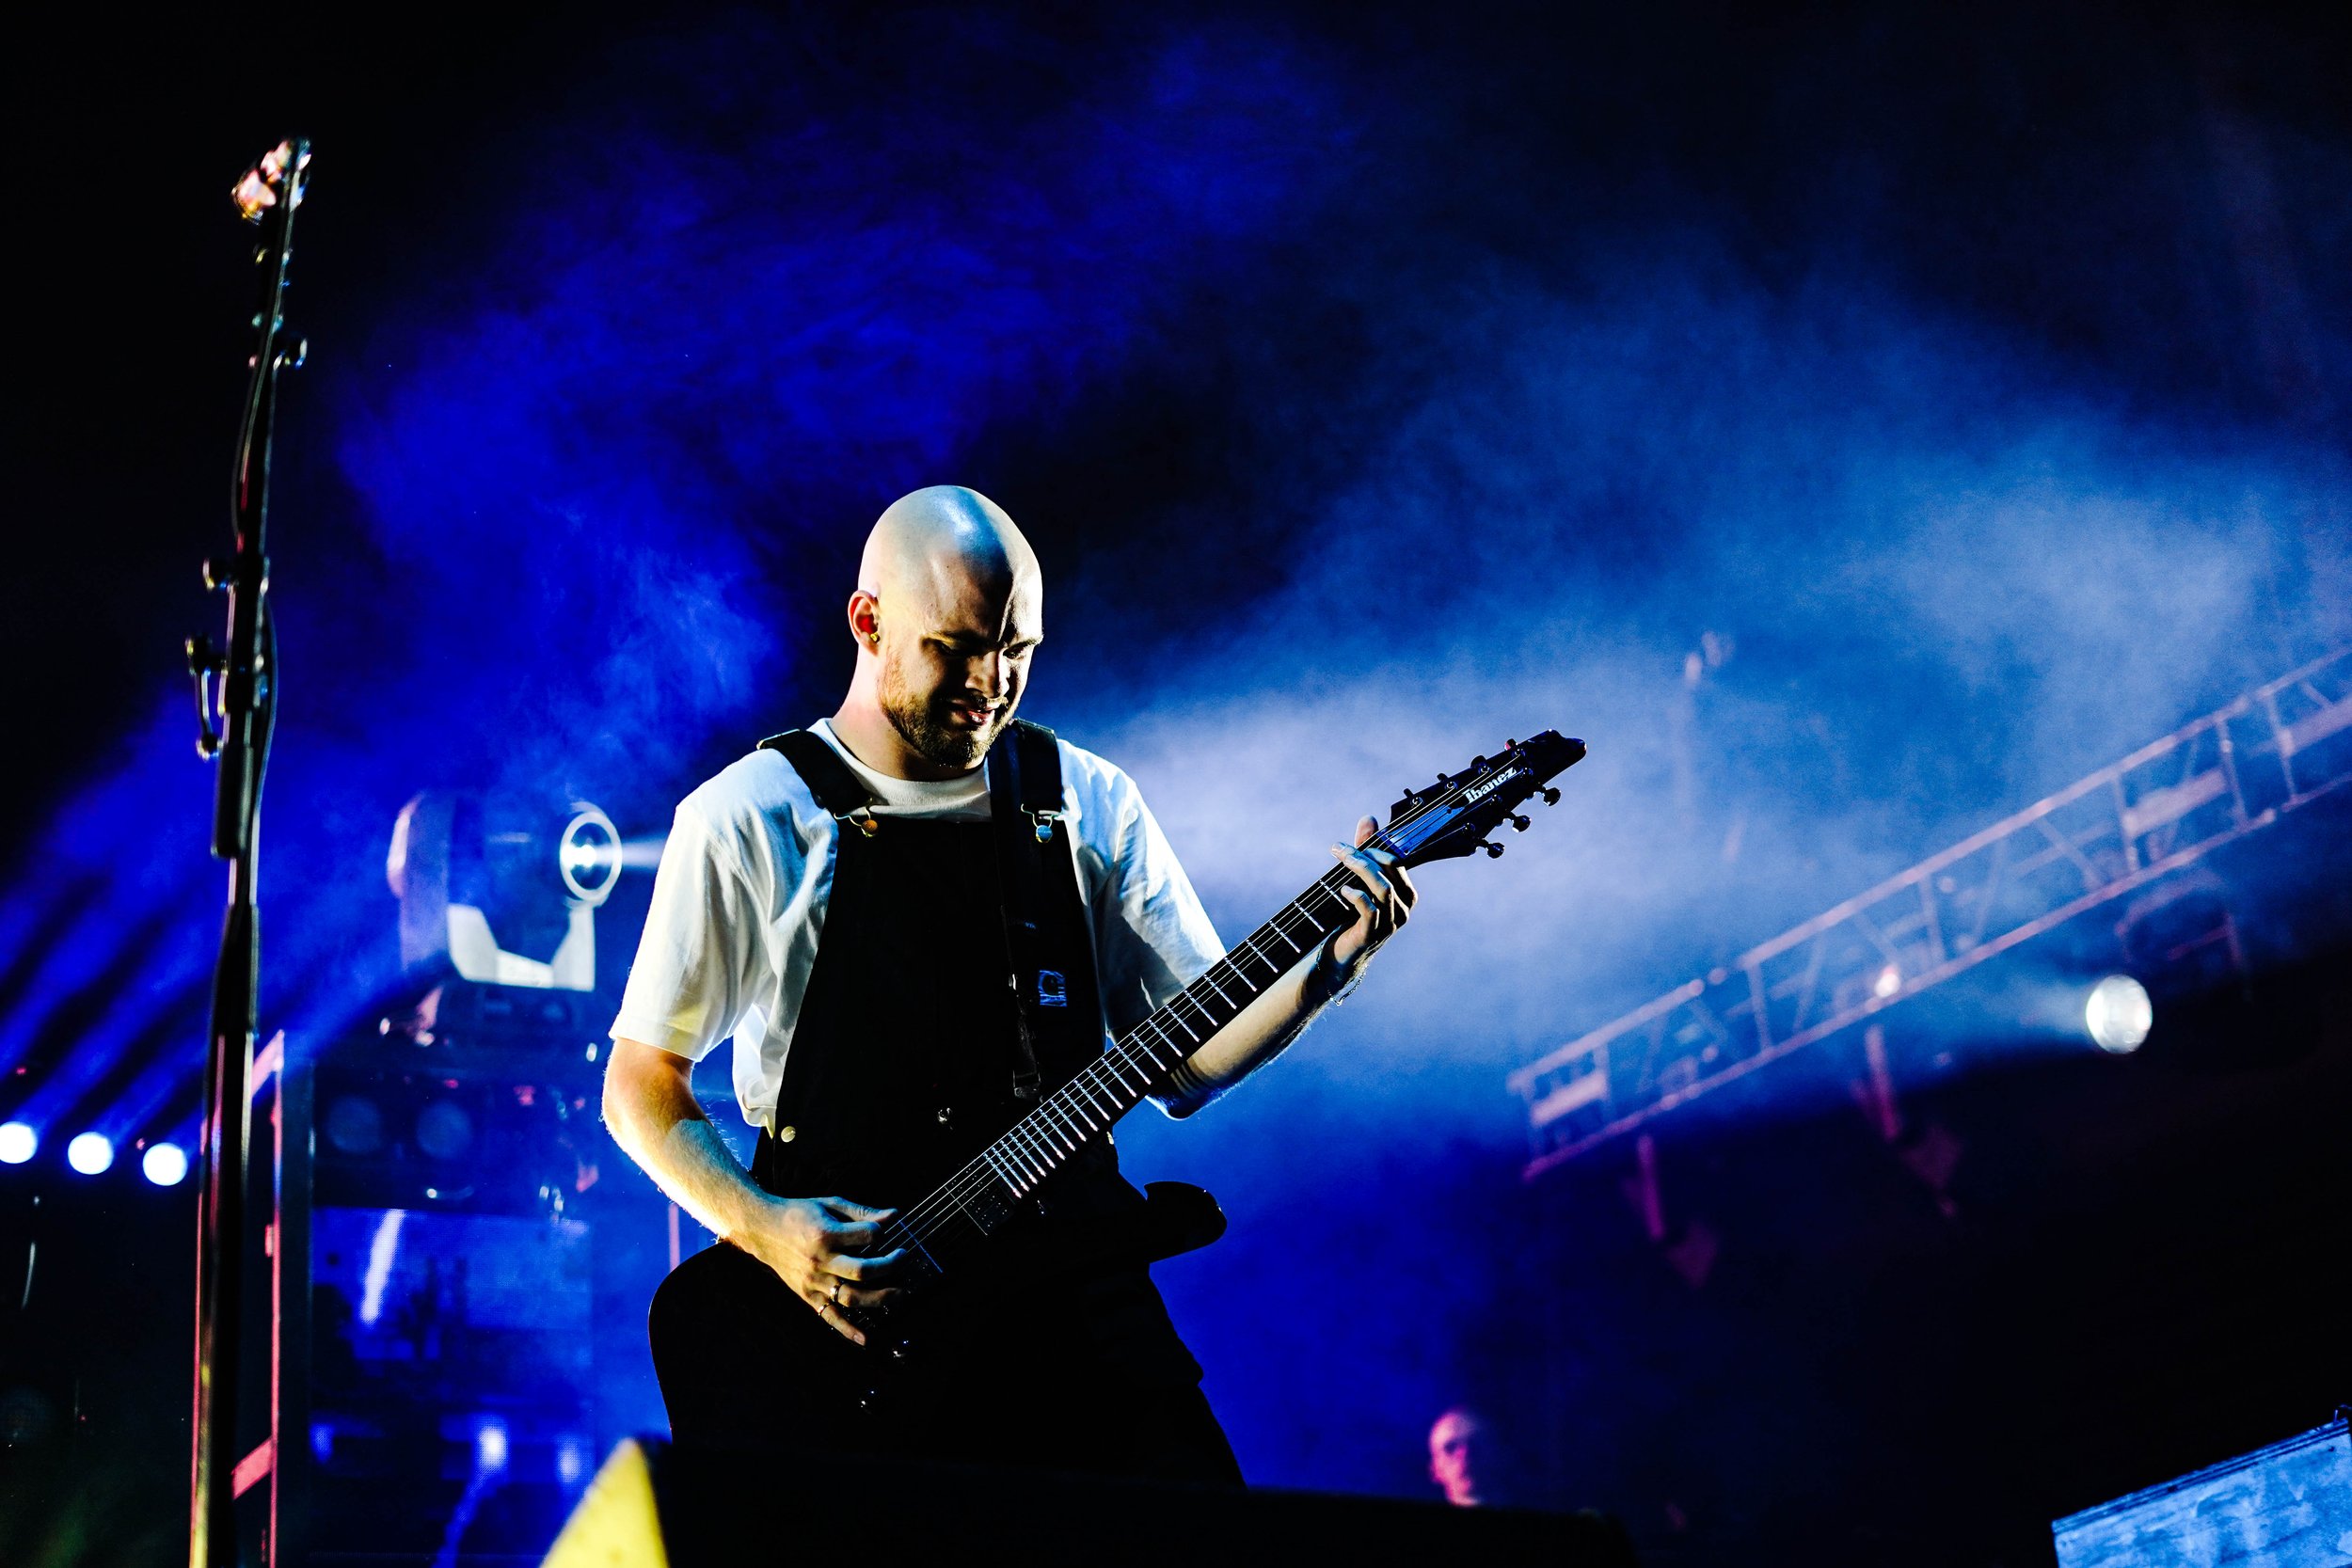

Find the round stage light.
[
  {"left": 2086, "top": 974, "right": 2153, "bottom": 1053},
  {"left": 66, "top": 1132, "right": 115, "bottom": 1176},
  {"left": 0, "top": 1123, "right": 36, "bottom": 1164},
  {"left": 558, "top": 802, "right": 621, "bottom": 906},
  {"left": 142, "top": 1143, "right": 190, "bottom": 1186},
  {"left": 324, "top": 1095, "right": 386, "bottom": 1156},
  {"left": 416, "top": 1100, "right": 474, "bottom": 1160}
]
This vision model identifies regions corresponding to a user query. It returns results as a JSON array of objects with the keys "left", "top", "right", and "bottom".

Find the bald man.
[{"left": 602, "top": 485, "right": 1413, "bottom": 1482}]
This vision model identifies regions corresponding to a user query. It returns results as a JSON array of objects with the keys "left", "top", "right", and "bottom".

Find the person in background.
[{"left": 1428, "top": 1404, "right": 1494, "bottom": 1507}]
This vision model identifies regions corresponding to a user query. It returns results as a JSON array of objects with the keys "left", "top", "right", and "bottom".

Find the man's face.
[
  {"left": 874, "top": 567, "right": 1041, "bottom": 772},
  {"left": 1428, "top": 1409, "right": 1485, "bottom": 1505}
]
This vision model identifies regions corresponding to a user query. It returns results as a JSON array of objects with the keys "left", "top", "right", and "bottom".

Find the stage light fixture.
[
  {"left": 142, "top": 1142, "right": 190, "bottom": 1186},
  {"left": 0, "top": 1122, "right": 36, "bottom": 1164},
  {"left": 66, "top": 1132, "right": 115, "bottom": 1175},
  {"left": 558, "top": 803, "right": 621, "bottom": 906},
  {"left": 2086, "top": 974, "right": 2153, "bottom": 1053},
  {"left": 389, "top": 793, "right": 624, "bottom": 991}
]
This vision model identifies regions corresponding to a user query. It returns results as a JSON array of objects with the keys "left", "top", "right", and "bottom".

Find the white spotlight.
[
  {"left": 66, "top": 1132, "right": 115, "bottom": 1176},
  {"left": 475, "top": 1418, "right": 510, "bottom": 1475},
  {"left": 2086, "top": 974, "right": 2153, "bottom": 1053},
  {"left": 142, "top": 1143, "right": 190, "bottom": 1187},
  {"left": 0, "top": 1122, "right": 36, "bottom": 1164}
]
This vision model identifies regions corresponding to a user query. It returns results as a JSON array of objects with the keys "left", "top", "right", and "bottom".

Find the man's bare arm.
[
  {"left": 601, "top": 1037, "right": 906, "bottom": 1343},
  {"left": 1153, "top": 816, "right": 1414, "bottom": 1117}
]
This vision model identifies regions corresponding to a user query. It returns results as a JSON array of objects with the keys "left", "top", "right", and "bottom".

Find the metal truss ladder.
[{"left": 1509, "top": 647, "right": 2352, "bottom": 1180}]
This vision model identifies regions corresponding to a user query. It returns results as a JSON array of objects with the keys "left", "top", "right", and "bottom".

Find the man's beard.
[{"left": 879, "top": 658, "right": 1013, "bottom": 771}]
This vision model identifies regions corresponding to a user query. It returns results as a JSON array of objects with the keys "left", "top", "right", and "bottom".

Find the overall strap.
[
  {"left": 750, "top": 728, "right": 879, "bottom": 1178},
  {"left": 757, "top": 730, "right": 880, "bottom": 837},
  {"left": 987, "top": 719, "right": 1081, "bottom": 1103}
]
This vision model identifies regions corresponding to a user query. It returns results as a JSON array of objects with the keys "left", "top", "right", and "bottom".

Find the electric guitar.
[{"left": 647, "top": 731, "right": 1585, "bottom": 1443}]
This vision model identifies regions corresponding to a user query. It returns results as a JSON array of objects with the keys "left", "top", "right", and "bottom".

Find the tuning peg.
[
  {"left": 1541, "top": 787, "right": 1561, "bottom": 806},
  {"left": 1470, "top": 755, "right": 1487, "bottom": 770},
  {"left": 1479, "top": 840, "right": 1503, "bottom": 858},
  {"left": 1509, "top": 814, "right": 1530, "bottom": 832}
]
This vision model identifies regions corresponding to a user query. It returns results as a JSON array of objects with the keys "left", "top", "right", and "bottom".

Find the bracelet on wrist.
[{"left": 1311, "top": 936, "right": 1364, "bottom": 1008}]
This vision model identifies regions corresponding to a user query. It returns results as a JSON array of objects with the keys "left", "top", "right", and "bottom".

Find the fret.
[
  {"left": 1233, "top": 939, "right": 1287, "bottom": 980},
  {"left": 1135, "top": 1021, "right": 1179, "bottom": 1069},
  {"left": 1169, "top": 998, "right": 1216, "bottom": 1041}
]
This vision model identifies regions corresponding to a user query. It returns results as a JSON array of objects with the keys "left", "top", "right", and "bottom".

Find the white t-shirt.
[{"left": 610, "top": 720, "right": 1227, "bottom": 1130}]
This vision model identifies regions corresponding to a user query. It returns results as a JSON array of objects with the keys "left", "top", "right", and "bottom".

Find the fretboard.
[{"left": 877, "top": 862, "right": 1372, "bottom": 1273}]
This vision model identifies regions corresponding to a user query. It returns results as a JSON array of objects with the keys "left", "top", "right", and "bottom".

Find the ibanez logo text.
[{"left": 1462, "top": 768, "right": 1527, "bottom": 805}]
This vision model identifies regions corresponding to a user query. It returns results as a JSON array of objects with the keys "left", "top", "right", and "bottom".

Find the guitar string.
[
  {"left": 866, "top": 758, "right": 1534, "bottom": 1271},
  {"left": 864, "top": 771, "right": 1498, "bottom": 1271}
]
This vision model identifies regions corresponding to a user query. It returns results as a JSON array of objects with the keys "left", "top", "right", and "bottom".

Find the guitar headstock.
[{"left": 1376, "top": 731, "right": 1586, "bottom": 866}]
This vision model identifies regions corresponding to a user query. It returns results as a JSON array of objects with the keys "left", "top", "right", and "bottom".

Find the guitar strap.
[{"left": 756, "top": 721, "right": 1096, "bottom": 1106}]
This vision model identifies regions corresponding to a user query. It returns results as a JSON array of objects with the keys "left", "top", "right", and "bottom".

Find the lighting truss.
[{"left": 1509, "top": 647, "right": 2352, "bottom": 1180}]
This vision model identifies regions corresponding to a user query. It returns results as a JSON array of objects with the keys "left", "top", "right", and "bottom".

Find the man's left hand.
[{"left": 1328, "top": 815, "right": 1417, "bottom": 977}]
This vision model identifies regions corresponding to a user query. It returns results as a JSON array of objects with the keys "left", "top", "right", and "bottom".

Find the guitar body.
[
  {"left": 650, "top": 1239, "right": 907, "bottom": 1449},
  {"left": 649, "top": 1179, "right": 1232, "bottom": 1452}
]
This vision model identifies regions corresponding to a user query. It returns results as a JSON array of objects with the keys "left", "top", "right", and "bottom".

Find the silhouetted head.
[{"left": 1428, "top": 1405, "right": 1490, "bottom": 1507}]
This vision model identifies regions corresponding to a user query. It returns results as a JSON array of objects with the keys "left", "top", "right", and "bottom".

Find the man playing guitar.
[{"left": 601, "top": 485, "right": 1416, "bottom": 1481}]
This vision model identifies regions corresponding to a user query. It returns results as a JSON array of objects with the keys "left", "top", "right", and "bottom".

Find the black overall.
[{"left": 746, "top": 735, "right": 1241, "bottom": 1484}]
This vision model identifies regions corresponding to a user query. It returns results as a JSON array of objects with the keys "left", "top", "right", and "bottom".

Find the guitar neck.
[
  {"left": 879, "top": 862, "right": 1370, "bottom": 1268},
  {"left": 1008, "top": 862, "right": 1366, "bottom": 1166}
]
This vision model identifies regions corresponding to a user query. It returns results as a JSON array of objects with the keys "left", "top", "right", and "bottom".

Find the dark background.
[{"left": 5, "top": 3, "right": 2349, "bottom": 1563}]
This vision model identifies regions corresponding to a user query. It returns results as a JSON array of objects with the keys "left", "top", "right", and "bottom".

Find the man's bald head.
[
  {"left": 836, "top": 486, "right": 1045, "bottom": 777},
  {"left": 858, "top": 485, "right": 1040, "bottom": 616}
]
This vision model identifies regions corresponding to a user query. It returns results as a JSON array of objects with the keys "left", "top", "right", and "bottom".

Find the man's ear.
[{"left": 848, "top": 590, "right": 882, "bottom": 648}]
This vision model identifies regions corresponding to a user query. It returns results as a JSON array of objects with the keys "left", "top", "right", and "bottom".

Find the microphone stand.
[{"left": 187, "top": 136, "right": 310, "bottom": 1568}]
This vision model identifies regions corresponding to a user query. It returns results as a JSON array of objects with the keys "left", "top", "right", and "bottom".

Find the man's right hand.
[
  {"left": 600, "top": 1039, "right": 912, "bottom": 1346},
  {"left": 736, "top": 1194, "right": 910, "bottom": 1345}
]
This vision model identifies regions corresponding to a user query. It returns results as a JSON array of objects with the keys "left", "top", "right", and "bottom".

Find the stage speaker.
[{"left": 543, "top": 1437, "right": 1644, "bottom": 1566}]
